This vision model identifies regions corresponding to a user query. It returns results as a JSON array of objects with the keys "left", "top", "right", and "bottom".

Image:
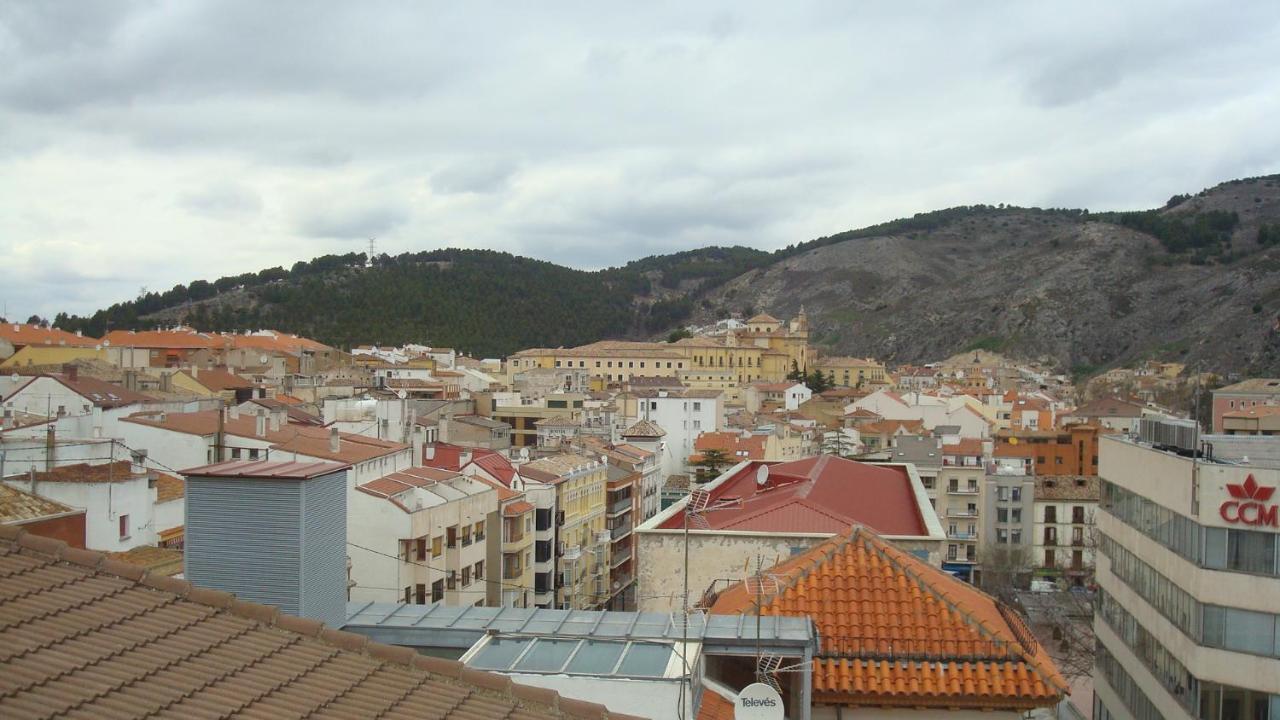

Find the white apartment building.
[
  {"left": 633, "top": 389, "right": 723, "bottom": 481},
  {"left": 348, "top": 466, "right": 497, "bottom": 606},
  {"left": 1031, "top": 475, "right": 1099, "bottom": 588},
  {"left": 1094, "top": 431, "right": 1280, "bottom": 720}
]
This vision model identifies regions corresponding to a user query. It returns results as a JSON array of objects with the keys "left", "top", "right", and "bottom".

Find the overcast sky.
[{"left": 3, "top": 1, "right": 1280, "bottom": 321}]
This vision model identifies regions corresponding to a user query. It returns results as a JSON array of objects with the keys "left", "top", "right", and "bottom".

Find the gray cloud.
[{"left": 1, "top": 0, "right": 1279, "bottom": 321}]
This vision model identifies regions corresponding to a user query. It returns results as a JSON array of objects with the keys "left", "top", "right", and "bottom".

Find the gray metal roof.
[{"left": 344, "top": 602, "right": 816, "bottom": 651}]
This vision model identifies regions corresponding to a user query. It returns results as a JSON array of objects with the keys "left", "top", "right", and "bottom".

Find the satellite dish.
[
  {"left": 102, "top": 340, "right": 111, "bottom": 347},
  {"left": 397, "top": 390, "right": 408, "bottom": 399},
  {"left": 756, "top": 465, "right": 770, "bottom": 486},
  {"left": 259, "top": 355, "right": 269, "bottom": 365},
  {"left": 736, "top": 683, "right": 784, "bottom": 720}
]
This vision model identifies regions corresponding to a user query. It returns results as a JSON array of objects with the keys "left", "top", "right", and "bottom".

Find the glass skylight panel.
[
  {"left": 565, "top": 640, "right": 625, "bottom": 673},
  {"left": 512, "top": 638, "right": 579, "bottom": 672},
  {"left": 616, "top": 643, "right": 674, "bottom": 677},
  {"left": 469, "top": 637, "right": 528, "bottom": 670}
]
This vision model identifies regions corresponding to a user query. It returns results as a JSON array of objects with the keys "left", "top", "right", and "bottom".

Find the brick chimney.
[{"left": 63, "top": 364, "right": 78, "bottom": 382}]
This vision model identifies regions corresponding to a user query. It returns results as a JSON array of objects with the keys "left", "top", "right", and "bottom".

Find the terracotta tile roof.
[
  {"left": 1034, "top": 475, "right": 1100, "bottom": 501},
  {"left": 0, "top": 323, "right": 99, "bottom": 348},
  {"left": 656, "top": 457, "right": 927, "bottom": 537},
  {"left": 28, "top": 461, "right": 143, "bottom": 484},
  {"left": 503, "top": 500, "right": 536, "bottom": 516},
  {"left": 245, "top": 397, "right": 323, "bottom": 425},
  {"left": 942, "top": 438, "right": 985, "bottom": 458},
  {"left": 746, "top": 313, "right": 780, "bottom": 324},
  {"left": 843, "top": 408, "right": 882, "bottom": 419},
  {"left": 621, "top": 420, "right": 666, "bottom": 438},
  {"left": 186, "top": 367, "right": 253, "bottom": 391},
  {"left": 0, "top": 484, "right": 81, "bottom": 524},
  {"left": 102, "top": 328, "right": 223, "bottom": 349},
  {"left": 0, "top": 525, "right": 637, "bottom": 720},
  {"left": 858, "top": 419, "right": 925, "bottom": 435},
  {"left": 122, "top": 410, "right": 408, "bottom": 464},
  {"left": 709, "top": 527, "right": 1067, "bottom": 711},
  {"left": 108, "top": 545, "right": 184, "bottom": 577},
  {"left": 690, "top": 431, "right": 768, "bottom": 463},
  {"left": 227, "top": 331, "right": 334, "bottom": 354},
  {"left": 154, "top": 473, "right": 185, "bottom": 503},
  {"left": 468, "top": 450, "right": 519, "bottom": 486}
]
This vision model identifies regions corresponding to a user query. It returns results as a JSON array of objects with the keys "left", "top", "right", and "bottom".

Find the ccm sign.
[{"left": 1220, "top": 475, "right": 1279, "bottom": 527}]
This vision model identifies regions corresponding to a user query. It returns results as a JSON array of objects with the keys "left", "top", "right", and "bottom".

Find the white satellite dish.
[
  {"left": 397, "top": 389, "right": 408, "bottom": 399},
  {"left": 756, "top": 465, "right": 770, "bottom": 486},
  {"left": 736, "top": 683, "right": 783, "bottom": 720}
]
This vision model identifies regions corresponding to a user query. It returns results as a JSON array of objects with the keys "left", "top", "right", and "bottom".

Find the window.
[
  {"left": 447, "top": 527, "right": 458, "bottom": 548},
  {"left": 692, "top": 402, "right": 701, "bottom": 411},
  {"left": 1044, "top": 506, "right": 1057, "bottom": 523},
  {"left": 997, "top": 529, "right": 1008, "bottom": 544},
  {"left": 416, "top": 538, "right": 427, "bottom": 561},
  {"left": 404, "top": 587, "right": 412, "bottom": 604},
  {"left": 475, "top": 560, "right": 484, "bottom": 580},
  {"left": 997, "top": 487, "right": 1009, "bottom": 502},
  {"left": 447, "top": 571, "right": 457, "bottom": 590},
  {"left": 431, "top": 580, "right": 444, "bottom": 602},
  {"left": 462, "top": 567, "right": 471, "bottom": 586},
  {"left": 595, "top": 361, "right": 601, "bottom": 368},
  {"left": 1011, "top": 487, "right": 1022, "bottom": 502},
  {"left": 415, "top": 583, "right": 426, "bottom": 604},
  {"left": 1011, "top": 508, "right": 1022, "bottom": 523},
  {"left": 231, "top": 448, "right": 242, "bottom": 459},
  {"left": 475, "top": 521, "right": 485, "bottom": 541},
  {"left": 922, "top": 477, "right": 934, "bottom": 489},
  {"left": 997, "top": 507, "right": 1008, "bottom": 523},
  {"left": 432, "top": 536, "right": 443, "bottom": 557},
  {"left": 249, "top": 448, "right": 260, "bottom": 460},
  {"left": 118, "top": 515, "right": 130, "bottom": 540},
  {"left": 1011, "top": 529, "right": 1022, "bottom": 544}
]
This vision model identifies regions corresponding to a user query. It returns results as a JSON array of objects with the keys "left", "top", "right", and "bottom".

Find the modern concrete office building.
[{"left": 1093, "top": 428, "right": 1280, "bottom": 720}]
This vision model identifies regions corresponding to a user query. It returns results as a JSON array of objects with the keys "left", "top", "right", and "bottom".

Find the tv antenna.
[{"left": 367, "top": 237, "right": 377, "bottom": 260}]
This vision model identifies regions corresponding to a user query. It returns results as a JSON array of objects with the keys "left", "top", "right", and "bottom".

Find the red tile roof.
[
  {"left": 187, "top": 367, "right": 253, "bottom": 391},
  {"left": 0, "top": 323, "right": 99, "bottom": 348},
  {"left": 0, "top": 525, "right": 637, "bottom": 720},
  {"left": 690, "top": 431, "right": 768, "bottom": 463},
  {"left": 503, "top": 500, "right": 536, "bottom": 516},
  {"left": 28, "top": 461, "right": 142, "bottom": 484},
  {"left": 154, "top": 473, "right": 184, "bottom": 503},
  {"left": 102, "top": 328, "right": 223, "bottom": 349},
  {"left": 657, "top": 456, "right": 927, "bottom": 536},
  {"left": 710, "top": 527, "right": 1067, "bottom": 711},
  {"left": 469, "top": 450, "right": 518, "bottom": 486},
  {"left": 942, "top": 438, "right": 985, "bottom": 458}
]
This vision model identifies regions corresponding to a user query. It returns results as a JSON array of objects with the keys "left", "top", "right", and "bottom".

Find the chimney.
[
  {"left": 329, "top": 427, "right": 341, "bottom": 454},
  {"left": 124, "top": 370, "right": 138, "bottom": 391},
  {"left": 130, "top": 449, "right": 148, "bottom": 476},
  {"left": 411, "top": 427, "right": 425, "bottom": 467},
  {"left": 229, "top": 404, "right": 240, "bottom": 420},
  {"left": 63, "top": 364, "right": 78, "bottom": 382},
  {"left": 255, "top": 414, "right": 267, "bottom": 437},
  {"left": 191, "top": 365, "right": 198, "bottom": 379}
]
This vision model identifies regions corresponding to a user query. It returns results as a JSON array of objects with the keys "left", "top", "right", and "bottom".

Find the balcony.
[
  {"left": 611, "top": 548, "right": 633, "bottom": 569},
  {"left": 610, "top": 572, "right": 634, "bottom": 596},
  {"left": 948, "top": 531, "right": 977, "bottom": 541},
  {"left": 503, "top": 562, "right": 523, "bottom": 581},
  {"left": 609, "top": 521, "right": 633, "bottom": 540},
  {"left": 946, "top": 508, "right": 978, "bottom": 518},
  {"left": 608, "top": 498, "right": 633, "bottom": 517},
  {"left": 946, "top": 486, "right": 979, "bottom": 495},
  {"left": 945, "top": 555, "right": 978, "bottom": 564}
]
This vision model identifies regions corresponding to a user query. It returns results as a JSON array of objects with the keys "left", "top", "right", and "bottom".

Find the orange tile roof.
[
  {"left": 690, "top": 431, "right": 768, "bottom": 463},
  {"left": 29, "top": 461, "right": 143, "bottom": 484},
  {"left": 0, "top": 323, "right": 99, "bottom": 348},
  {"left": 187, "top": 367, "right": 253, "bottom": 391},
  {"left": 942, "top": 438, "right": 985, "bottom": 458},
  {"left": 709, "top": 527, "right": 1067, "bottom": 711},
  {"left": 102, "top": 328, "right": 224, "bottom": 349},
  {"left": 0, "top": 525, "right": 638, "bottom": 720},
  {"left": 503, "top": 500, "right": 535, "bottom": 516},
  {"left": 0, "top": 484, "right": 81, "bottom": 523}
]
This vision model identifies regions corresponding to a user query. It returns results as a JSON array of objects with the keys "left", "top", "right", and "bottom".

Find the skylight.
[{"left": 467, "top": 636, "right": 678, "bottom": 678}]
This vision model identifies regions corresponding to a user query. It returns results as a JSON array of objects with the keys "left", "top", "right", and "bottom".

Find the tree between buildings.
[
  {"left": 693, "top": 448, "right": 731, "bottom": 483},
  {"left": 977, "top": 543, "right": 1033, "bottom": 603}
]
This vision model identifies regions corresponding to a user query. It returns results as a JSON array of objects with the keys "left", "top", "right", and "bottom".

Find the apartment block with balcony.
[
  {"left": 981, "top": 459, "right": 1035, "bottom": 588},
  {"left": 1032, "top": 475, "right": 1098, "bottom": 587},
  {"left": 892, "top": 435, "right": 987, "bottom": 581},
  {"left": 521, "top": 453, "right": 610, "bottom": 609},
  {"left": 604, "top": 465, "right": 637, "bottom": 610},
  {"left": 1093, "top": 430, "right": 1280, "bottom": 720},
  {"left": 472, "top": 478, "right": 536, "bottom": 608},
  {"left": 348, "top": 467, "right": 496, "bottom": 607}
]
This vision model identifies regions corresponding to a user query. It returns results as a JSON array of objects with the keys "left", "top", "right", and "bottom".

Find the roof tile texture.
[
  {"left": 0, "top": 525, "right": 632, "bottom": 719},
  {"left": 709, "top": 527, "right": 1067, "bottom": 710}
]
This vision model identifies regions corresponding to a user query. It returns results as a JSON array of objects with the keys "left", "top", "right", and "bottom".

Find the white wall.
[
  {"left": 639, "top": 395, "right": 723, "bottom": 480},
  {"left": 4, "top": 475, "right": 154, "bottom": 552}
]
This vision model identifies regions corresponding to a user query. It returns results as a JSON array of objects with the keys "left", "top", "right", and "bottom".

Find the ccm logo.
[{"left": 1219, "top": 475, "right": 1279, "bottom": 528}]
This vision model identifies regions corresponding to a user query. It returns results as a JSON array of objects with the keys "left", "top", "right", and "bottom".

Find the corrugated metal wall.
[
  {"left": 299, "top": 471, "right": 347, "bottom": 627},
  {"left": 185, "top": 477, "right": 304, "bottom": 616}
]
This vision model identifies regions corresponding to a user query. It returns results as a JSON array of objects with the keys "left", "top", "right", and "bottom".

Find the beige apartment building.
[
  {"left": 520, "top": 453, "right": 611, "bottom": 609},
  {"left": 812, "top": 355, "right": 889, "bottom": 388},
  {"left": 1094, "top": 431, "right": 1280, "bottom": 720}
]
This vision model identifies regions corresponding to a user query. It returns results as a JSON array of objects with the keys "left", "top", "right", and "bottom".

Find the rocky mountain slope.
[
  {"left": 699, "top": 175, "right": 1280, "bottom": 376},
  {"left": 50, "top": 174, "right": 1280, "bottom": 376}
]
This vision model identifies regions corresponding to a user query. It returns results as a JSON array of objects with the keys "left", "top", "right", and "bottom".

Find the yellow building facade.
[{"left": 520, "top": 453, "right": 610, "bottom": 610}]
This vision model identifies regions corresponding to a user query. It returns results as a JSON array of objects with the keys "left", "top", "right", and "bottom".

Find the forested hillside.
[{"left": 50, "top": 173, "right": 1280, "bottom": 372}]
